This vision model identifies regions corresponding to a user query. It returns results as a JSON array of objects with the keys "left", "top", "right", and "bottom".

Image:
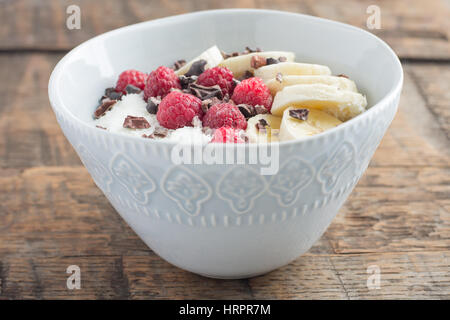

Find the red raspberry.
[
  {"left": 144, "top": 66, "right": 181, "bottom": 100},
  {"left": 231, "top": 77, "right": 273, "bottom": 111},
  {"left": 210, "top": 127, "right": 245, "bottom": 143},
  {"left": 197, "top": 66, "right": 235, "bottom": 95},
  {"left": 156, "top": 91, "right": 203, "bottom": 129},
  {"left": 203, "top": 103, "right": 247, "bottom": 130},
  {"left": 115, "top": 70, "right": 147, "bottom": 93}
]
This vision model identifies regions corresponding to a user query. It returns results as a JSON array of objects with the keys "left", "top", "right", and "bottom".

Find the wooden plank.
[
  {"left": 249, "top": 251, "right": 450, "bottom": 299},
  {"left": 406, "top": 63, "right": 450, "bottom": 140},
  {"left": 1, "top": 252, "right": 448, "bottom": 299},
  {"left": 329, "top": 167, "right": 450, "bottom": 254},
  {"left": 0, "top": 256, "right": 132, "bottom": 299},
  {"left": 0, "top": 0, "right": 449, "bottom": 60},
  {"left": 122, "top": 256, "right": 254, "bottom": 300},
  {"left": 0, "top": 166, "right": 148, "bottom": 259},
  {"left": 0, "top": 255, "right": 254, "bottom": 299},
  {"left": 369, "top": 68, "right": 449, "bottom": 168},
  {"left": 0, "top": 54, "right": 81, "bottom": 168},
  {"left": 305, "top": 0, "right": 450, "bottom": 60}
]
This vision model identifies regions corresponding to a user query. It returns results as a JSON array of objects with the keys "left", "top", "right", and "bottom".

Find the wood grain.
[
  {"left": 0, "top": 54, "right": 80, "bottom": 169},
  {"left": 0, "top": 0, "right": 449, "bottom": 60},
  {"left": 249, "top": 252, "right": 450, "bottom": 299},
  {"left": 407, "top": 63, "right": 450, "bottom": 140},
  {"left": 0, "top": 0, "right": 449, "bottom": 299}
]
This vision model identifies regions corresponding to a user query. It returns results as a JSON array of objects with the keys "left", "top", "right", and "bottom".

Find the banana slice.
[
  {"left": 271, "top": 84, "right": 367, "bottom": 121},
  {"left": 254, "top": 62, "right": 331, "bottom": 81},
  {"left": 266, "top": 75, "right": 358, "bottom": 96},
  {"left": 176, "top": 45, "right": 224, "bottom": 75},
  {"left": 279, "top": 107, "right": 342, "bottom": 141},
  {"left": 219, "top": 51, "right": 295, "bottom": 78},
  {"left": 246, "top": 114, "right": 282, "bottom": 143}
]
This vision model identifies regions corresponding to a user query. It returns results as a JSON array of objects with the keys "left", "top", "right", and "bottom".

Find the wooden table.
[{"left": 0, "top": 0, "right": 449, "bottom": 299}]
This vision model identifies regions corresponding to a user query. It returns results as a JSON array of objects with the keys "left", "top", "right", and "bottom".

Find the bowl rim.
[{"left": 48, "top": 8, "right": 403, "bottom": 147}]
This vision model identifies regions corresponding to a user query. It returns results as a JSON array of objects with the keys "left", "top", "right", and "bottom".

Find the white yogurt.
[{"left": 93, "top": 93, "right": 212, "bottom": 144}]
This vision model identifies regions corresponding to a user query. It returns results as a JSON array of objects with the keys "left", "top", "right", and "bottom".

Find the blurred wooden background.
[{"left": 0, "top": 0, "right": 449, "bottom": 299}]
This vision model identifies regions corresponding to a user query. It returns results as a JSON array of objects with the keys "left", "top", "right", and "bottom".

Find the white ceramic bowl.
[{"left": 49, "top": 9, "right": 403, "bottom": 279}]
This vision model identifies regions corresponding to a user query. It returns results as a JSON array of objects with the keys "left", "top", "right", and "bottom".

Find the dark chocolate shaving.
[
  {"left": 108, "top": 91, "right": 123, "bottom": 100},
  {"left": 255, "top": 105, "right": 269, "bottom": 115},
  {"left": 142, "top": 127, "right": 168, "bottom": 139},
  {"left": 146, "top": 96, "right": 161, "bottom": 114},
  {"left": 238, "top": 104, "right": 256, "bottom": 119},
  {"left": 201, "top": 101, "right": 210, "bottom": 114},
  {"left": 221, "top": 51, "right": 240, "bottom": 59},
  {"left": 172, "top": 60, "right": 186, "bottom": 71},
  {"left": 104, "top": 87, "right": 115, "bottom": 96},
  {"left": 152, "top": 127, "right": 168, "bottom": 137},
  {"left": 187, "top": 83, "right": 223, "bottom": 100},
  {"left": 289, "top": 109, "right": 309, "bottom": 121},
  {"left": 94, "top": 99, "right": 116, "bottom": 119},
  {"left": 221, "top": 47, "right": 262, "bottom": 59},
  {"left": 125, "top": 84, "right": 142, "bottom": 94},
  {"left": 179, "top": 75, "right": 198, "bottom": 90},
  {"left": 276, "top": 72, "right": 283, "bottom": 83},
  {"left": 123, "top": 116, "right": 151, "bottom": 129},
  {"left": 244, "top": 46, "right": 262, "bottom": 54},
  {"left": 251, "top": 55, "right": 267, "bottom": 69},
  {"left": 96, "top": 125, "right": 107, "bottom": 130},
  {"left": 201, "top": 97, "right": 221, "bottom": 113},
  {"left": 266, "top": 57, "right": 279, "bottom": 65},
  {"left": 337, "top": 74, "right": 349, "bottom": 79},
  {"left": 100, "top": 87, "right": 122, "bottom": 103},
  {"left": 238, "top": 70, "right": 254, "bottom": 81},
  {"left": 255, "top": 119, "right": 269, "bottom": 133},
  {"left": 237, "top": 104, "right": 268, "bottom": 119},
  {"left": 185, "top": 59, "right": 207, "bottom": 77}
]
